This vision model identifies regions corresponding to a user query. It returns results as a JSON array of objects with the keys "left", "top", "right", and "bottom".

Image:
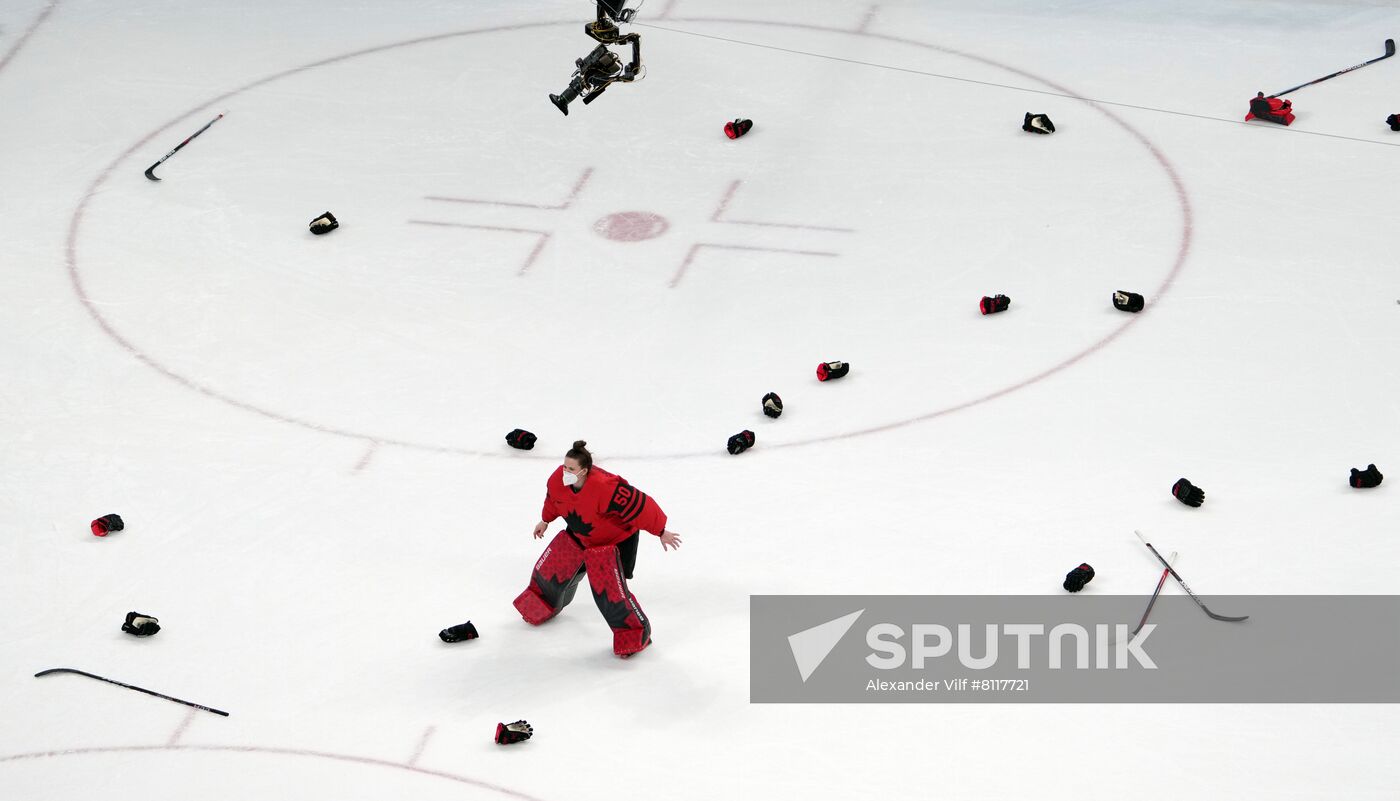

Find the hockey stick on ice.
[
  {"left": 144, "top": 113, "right": 224, "bottom": 181},
  {"left": 1268, "top": 38, "right": 1395, "bottom": 97},
  {"left": 1128, "top": 550, "right": 1176, "bottom": 640},
  {"left": 1134, "top": 531, "right": 1249, "bottom": 622},
  {"left": 35, "top": 668, "right": 229, "bottom": 716}
]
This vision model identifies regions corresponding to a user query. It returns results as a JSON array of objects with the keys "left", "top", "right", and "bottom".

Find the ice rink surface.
[{"left": 2, "top": 0, "right": 1399, "bottom": 798}]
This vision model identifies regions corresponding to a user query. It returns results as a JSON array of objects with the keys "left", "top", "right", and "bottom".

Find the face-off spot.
[{"left": 593, "top": 211, "right": 669, "bottom": 242}]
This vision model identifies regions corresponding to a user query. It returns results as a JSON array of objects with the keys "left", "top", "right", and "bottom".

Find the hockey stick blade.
[
  {"left": 144, "top": 165, "right": 160, "bottom": 181},
  {"left": 35, "top": 668, "right": 230, "bottom": 716},
  {"left": 1134, "top": 531, "right": 1249, "bottom": 622},
  {"left": 1269, "top": 38, "right": 1397, "bottom": 97}
]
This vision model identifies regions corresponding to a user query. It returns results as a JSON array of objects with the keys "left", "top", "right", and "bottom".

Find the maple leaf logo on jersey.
[{"left": 563, "top": 510, "right": 594, "bottom": 539}]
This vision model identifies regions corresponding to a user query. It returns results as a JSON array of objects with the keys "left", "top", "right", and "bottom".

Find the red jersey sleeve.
[
  {"left": 602, "top": 476, "right": 668, "bottom": 536},
  {"left": 541, "top": 465, "right": 567, "bottom": 523}
]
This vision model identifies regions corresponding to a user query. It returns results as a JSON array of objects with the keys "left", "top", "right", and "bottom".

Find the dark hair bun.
[{"left": 573, "top": 440, "right": 587, "bottom": 449}]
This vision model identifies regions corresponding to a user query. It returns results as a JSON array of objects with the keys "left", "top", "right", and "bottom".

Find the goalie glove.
[
  {"left": 1022, "top": 112, "right": 1055, "bottom": 134},
  {"left": 309, "top": 211, "right": 339, "bottom": 235},
  {"left": 1172, "top": 477, "right": 1205, "bottom": 507},
  {"left": 439, "top": 621, "right": 479, "bottom": 642},
  {"left": 121, "top": 611, "right": 161, "bottom": 637},
  {"left": 495, "top": 720, "right": 533, "bottom": 744}
]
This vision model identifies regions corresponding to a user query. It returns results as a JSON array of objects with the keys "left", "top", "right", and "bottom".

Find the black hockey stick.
[
  {"left": 1269, "top": 38, "right": 1395, "bottom": 97},
  {"left": 35, "top": 668, "right": 229, "bottom": 716},
  {"left": 144, "top": 113, "right": 224, "bottom": 181},
  {"left": 1134, "top": 531, "right": 1249, "bottom": 622},
  {"left": 1129, "top": 550, "right": 1176, "bottom": 639}
]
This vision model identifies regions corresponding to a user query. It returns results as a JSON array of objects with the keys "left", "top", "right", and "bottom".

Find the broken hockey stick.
[
  {"left": 1134, "top": 530, "right": 1249, "bottom": 622},
  {"left": 144, "top": 113, "right": 224, "bottom": 181},
  {"left": 35, "top": 668, "right": 229, "bottom": 716},
  {"left": 1268, "top": 38, "right": 1395, "bottom": 97}
]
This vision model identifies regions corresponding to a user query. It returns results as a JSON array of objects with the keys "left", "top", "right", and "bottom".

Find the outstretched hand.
[
  {"left": 659, "top": 530, "right": 682, "bottom": 551},
  {"left": 533, "top": 521, "right": 548, "bottom": 539}
]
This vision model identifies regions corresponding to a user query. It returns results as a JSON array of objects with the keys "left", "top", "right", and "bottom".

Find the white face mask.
[{"left": 562, "top": 469, "right": 582, "bottom": 486}]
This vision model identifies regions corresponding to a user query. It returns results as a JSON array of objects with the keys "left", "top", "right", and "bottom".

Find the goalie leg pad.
[
  {"left": 513, "top": 532, "right": 587, "bottom": 625},
  {"left": 583, "top": 545, "right": 651, "bottom": 656}
]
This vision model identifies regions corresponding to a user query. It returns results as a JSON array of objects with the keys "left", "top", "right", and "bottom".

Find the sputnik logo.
[{"left": 788, "top": 609, "right": 864, "bottom": 682}]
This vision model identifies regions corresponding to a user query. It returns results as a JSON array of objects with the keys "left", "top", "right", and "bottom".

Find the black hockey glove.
[
  {"left": 979, "top": 294, "right": 1011, "bottom": 315},
  {"left": 762, "top": 392, "right": 783, "bottom": 418},
  {"left": 1350, "top": 464, "right": 1383, "bottom": 488},
  {"left": 1172, "top": 478, "right": 1205, "bottom": 507},
  {"left": 121, "top": 611, "right": 160, "bottom": 637},
  {"left": 495, "top": 720, "right": 533, "bottom": 744},
  {"left": 309, "top": 211, "right": 339, "bottom": 235},
  {"left": 1113, "top": 290, "right": 1145, "bottom": 312},
  {"left": 91, "top": 513, "right": 124, "bottom": 537},
  {"left": 439, "top": 621, "right": 479, "bottom": 642},
  {"left": 1389, "top": 114, "right": 1400, "bottom": 132},
  {"left": 1063, "top": 563, "right": 1095, "bottom": 593},
  {"left": 816, "top": 361, "right": 849, "bottom": 381},
  {"left": 727, "top": 430, "right": 755, "bottom": 455},
  {"left": 505, "top": 429, "right": 537, "bottom": 450},
  {"left": 1023, "top": 113, "right": 1055, "bottom": 134}
]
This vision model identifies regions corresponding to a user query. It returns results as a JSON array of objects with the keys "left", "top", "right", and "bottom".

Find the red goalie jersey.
[{"left": 541, "top": 464, "right": 667, "bottom": 547}]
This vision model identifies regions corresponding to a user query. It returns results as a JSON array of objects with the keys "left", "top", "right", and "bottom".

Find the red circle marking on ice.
[{"left": 592, "top": 211, "right": 669, "bottom": 242}]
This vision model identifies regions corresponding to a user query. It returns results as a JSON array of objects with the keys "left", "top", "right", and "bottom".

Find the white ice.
[{"left": 2, "top": 0, "right": 1399, "bottom": 798}]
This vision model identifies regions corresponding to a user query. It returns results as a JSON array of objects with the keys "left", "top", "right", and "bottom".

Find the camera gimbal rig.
[{"left": 549, "top": 1, "right": 643, "bottom": 115}]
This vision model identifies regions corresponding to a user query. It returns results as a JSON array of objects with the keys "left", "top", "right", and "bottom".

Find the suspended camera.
[{"left": 550, "top": 0, "right": 644, "bottom": 115}]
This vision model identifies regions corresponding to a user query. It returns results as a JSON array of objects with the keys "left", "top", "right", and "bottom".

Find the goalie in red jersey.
[{"left": 513, "top": 440, "right": 681, "bottom": 657}]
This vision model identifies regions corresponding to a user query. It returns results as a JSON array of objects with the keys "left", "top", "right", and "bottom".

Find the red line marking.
[
  {"left": 426, "top": 167, "right": 593, "bottom": 210},
  {"left": 407, "top": 725, "right": 435, "bottom": 767},
  {"left": 0, "top": 0, "right": 58, "bottom": 77},
  {"left": 856, "top": 4, "right": 880, "bottom": 33},
  {"left": 353, "top": 441, "right": 379, "bottom": 473},
  {"left": 166, "top": 710, "right": 196, "bottom": 746},
  {"left": 670, "top": 242, "right": 838, "bottom": 288},
  {"left": 64, "top": 18, "right": 1192, "bottom": 460},
  {"left": 408, "top": 220, "right": 552, "bottom": 274},
  {"left": 710, "top": 179, "right": 855, "bottom": 232},
  {"left": 0, "top": 744, "right": 548, "bottom": 800}
]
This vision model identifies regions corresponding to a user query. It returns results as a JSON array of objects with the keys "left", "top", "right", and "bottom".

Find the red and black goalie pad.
[
  {"left": 979, "top": 294, "right": 1011, "bottom": 315},
  {"left": 723, "top": 118, "right": 753, "bottom": 139},
  {"left": 1349, "top": 464, "right": 1383, "bottom": 488},
  {"left": 816, "top": 361, "right": 849, "bottom": 381},
  {"left": 505, "top": 428, "right": 537, "bottom": 450},
  {"left": 513, "top": 531, "right": 587, "bottom": 625},
  {"left": 91, "top": 513, "right": 124, "bottom": 537},
  {"left": 583, "top": 545, "right": 651, "bottom": 657}
]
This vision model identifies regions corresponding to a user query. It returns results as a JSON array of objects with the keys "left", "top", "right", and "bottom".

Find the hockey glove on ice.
[
  {"left": 1350, "top": 464, "right": 1383, "bottom": 488},
  {"left": 91, "top": 513, "right": 124, "bottom": 537},
  {"left": 762, "top": 392, "right": 783, "bottom": 419},
  {"left": 495, "top": 720, "right": 533, "bottom": 744},
  {"left": 121, "top": 611, "right": 160, "bottom": 637},
  {"left": 1063, "top": 563, "right": 1095, "bottom": 593},
  {"left": 1172, "top": 478, "right": 1205, "bottom": 507}
]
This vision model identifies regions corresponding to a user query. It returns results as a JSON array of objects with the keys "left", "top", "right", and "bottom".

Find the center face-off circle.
[{"left": 68, "top": 18, "right": 1189, "bottom": 459}]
